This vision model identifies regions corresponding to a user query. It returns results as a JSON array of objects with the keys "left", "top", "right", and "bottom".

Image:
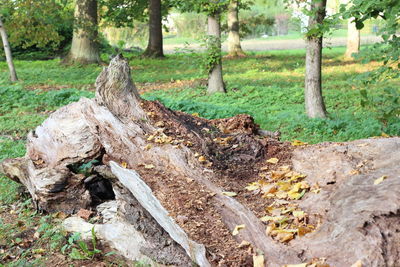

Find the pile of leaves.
[{"left": 245, "top": 159, "right": 320, "bottom": 243}]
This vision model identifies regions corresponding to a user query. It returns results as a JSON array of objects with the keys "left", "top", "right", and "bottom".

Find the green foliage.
[
  {"left": 340, "top": 0, "right": 400, "bottom": 79},
  {"left": 100, "top": 0, "right": 175, "bottom": 27},
  {"left": 99, "top": 0, "right": 148, "bottom": 27},
  {"left": 201, "top": 35, "right": 223, "bottom": 73},
  {"left": 0, "top": 84, "right": 93, "bottom": 136},
  {"left": 61, "top": 228, "right": 103, "bottom": 260},
  {"left": 221, "top": 11, "right": 276, "bottom": 38},
  {"left": 360, "top": 87, "right": 400, "bottom": 126},
  {"left": 171, "top": 12, "right": 207, "bottom": 38},
  {"left": 0, "top": 0, "right": 74, "bottom": 57},
  {"left": 175, "top": 0, "right": 229, "bottom": 16}
]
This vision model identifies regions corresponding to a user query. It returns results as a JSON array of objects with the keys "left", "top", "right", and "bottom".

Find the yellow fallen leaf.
[
  {"left": 374, "top": 175, "right": 387, "bottom": 185},
  {"left": 245, "top": 183, "right": 260, "bottom": 191},
  {"left": 351, "top": 260, "right": 363, "bottom": 267},
  {"left": 349, "top": 169, "right": 360, "bottom": 175},
  {"left": 266, "top": 157, "right": 279, "bottom": 164},
  {"left": 287, "top": 192, "right": 300, "bottom": 200},
  {"left": 292, "top": 210, "right": 305, "bottom": 218},
  {"left": 288, "top": 173, "right": 307, "bottom": 181},
  {"left": 192, "top": 113, "right": 200, "bottom": 117},
  {"left": 381, "top": 132, "right": 390, "bottom": 138},
  {"left": 222, "top": 191, "right": 237, "bottom": 197},
  {"left": 260, "top": 215, "right": 284, "bottom": 222},
  {"left": 144, "top": 144, "right": 152, "bottom": 150},
  {"left": 198, "top": 156, "right": 207, "bottom": 162},
  {"left": 121, "top": 162, "right": 128, "bottom": 168},
  {"left": 275, "top": 191, "right": 288, "bottom": 199},
  {"left": 238, "top": 240, "right": 251, "bottom": 248},
  {"left": 265, "top": 224, "right": 275, "bottom": 235},
  {"left": 291, "top": 140, "right": 308, "bottom": 146},
  {"left": 297, "top": 226, "right": 312, "bottom": 237},
  {"left": 290, "top": 182, "right": 302, "bottom": 193},
  {"left": 232, "top": 224, "right": 245, "bottom": 236},
  {"left": 271, "top": 171, "right": 287, "bottom": 180},
  {"left": 32, "top": 248, "right": 46, "bottom": 254},
  {"left": 356, "top": 143, "right": 368, "bottom": 147},
  {"left": 253, "top": 254, "right": 264, "bottom": 267},
  {"left": 276, "top": 232, "right": 294, "bottom": 242},
  {"left": 277, "top": 181, "right": 291, "bottom": 191},
  {"left": 144, "top": 164, "right": 155, "bottom": 169},
  {"left": 261, "top": 184, "right": 277, "bottom": 194},
  {"left": 155, "top": 121, "right": 165, "bottom": 127}
]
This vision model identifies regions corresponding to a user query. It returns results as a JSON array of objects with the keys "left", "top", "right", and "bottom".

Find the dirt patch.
[
  {"left": 25, "top": 84, "right": 95, "bottom": 92},
  {"left": 136, "top": 78, "right": 207, "bottom": 94}
]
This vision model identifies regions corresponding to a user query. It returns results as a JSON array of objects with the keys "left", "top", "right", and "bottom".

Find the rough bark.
[
  {"left": 64, "top": 0, "right": 100, "bottom": 65},
  {"left": 207, "top": 14, "right": 226, "bottom": 94},
  {"left": 227, "top": 0, "right": 245, "bottom": 57},
  {"left": 142, "top": 0, "right": 164, "bottom": 58},
  {"left": 0, "top": 17, "right": 18, "bottom": 82},
  {"left": 2, "top": 56, "right": 400, "bottom": 266},
  {"left": 304, "top": 0, "right": 327, "bottom": 118},
  {"left": 345, "top": 18, "right": 360, "bottom": 59}
]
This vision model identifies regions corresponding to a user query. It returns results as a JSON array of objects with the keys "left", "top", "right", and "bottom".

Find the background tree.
[
  {"left": 345, "top": 18, "right": 360, "bottom": 59},
  {"left": 65, "top": 0, "right": 100, "bottom": 64},
  {"left": 100, "top": 0, "right": 169, "bottom": 58},
  {"left": 207, "top": 10, "right": 226, "bottom": 93},
  {"left": 143, "top": 0, "right": 164, "bottom": 57},
  {"left": 177, "top": 0, "right": 228, "bottom": 94},
  {"left": 304, "top": 0, "right": 328, "bottom": 118},
  {"left": 227, "top": 0, "right": 245, "bottom": 57},
  {"left": 0, "top": 16, "right": 18, "bottom": 82}
]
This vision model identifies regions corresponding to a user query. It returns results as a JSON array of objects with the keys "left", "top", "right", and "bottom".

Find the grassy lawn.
[
  {"left": 163, "top": 28, "right": 376, "bottom": 45},
  {"left": 0, "top": 46, "right": 399, "bottom": 265}
]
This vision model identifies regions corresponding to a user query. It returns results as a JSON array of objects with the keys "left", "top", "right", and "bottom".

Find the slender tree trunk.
[
  {"left": 0, "top": 17, "right": 18, "bottom": 82},
  {"left": 227, "top": 0, "right": 245, "bottom": 57},
  {"left": 345, "top": 18, "right": 360, "bottom": 59},
  {"left": 304, "top": 0, "right": 327, "bottom": 119},
  {"left": 65, "top": 0, "right": 100, "bottom": 65},
  {"left": 143, "top": 0, "right": 164, "bottom": 58},
  {"left": 207, "top": 14, "right": 225, "bottom": 94}
]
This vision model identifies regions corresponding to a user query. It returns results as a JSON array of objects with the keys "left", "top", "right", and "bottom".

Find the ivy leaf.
[
  {"left": 69, "top": 248, "right": 88, "bottom": 260},
  {"left": 355, "top": 20, "right": 364, "bottom": 30}
]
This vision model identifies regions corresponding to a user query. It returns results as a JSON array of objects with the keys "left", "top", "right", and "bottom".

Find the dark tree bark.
[
  {"left": 143, "top": 0, "right": 164, "bottom": 58},
  {"left": 227, "top": 0, "right": 245, "bottom": 57},
  {"left": 345, "top": 18, "right": 360, "bottom": 59},
  {"left": 304, "top": 0, "right": 327, "bottom": 118},
  {"left": 0, "top": 17, "right": 18, "bottom": 82},
  {"left": 64, "top": 0, "right": 100, "bottom": 65},
  {"left": 207, "top": 14, "right": 225, "bottom": 94}
]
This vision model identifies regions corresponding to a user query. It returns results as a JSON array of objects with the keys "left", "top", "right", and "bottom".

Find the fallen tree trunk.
[{"left": 1, "top": 55, "right": 400, "bottom": 266}]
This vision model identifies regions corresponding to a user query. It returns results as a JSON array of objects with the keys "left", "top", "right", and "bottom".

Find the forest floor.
[{"left": 0, "top": 47, "right": 399, "bottom": 266}]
